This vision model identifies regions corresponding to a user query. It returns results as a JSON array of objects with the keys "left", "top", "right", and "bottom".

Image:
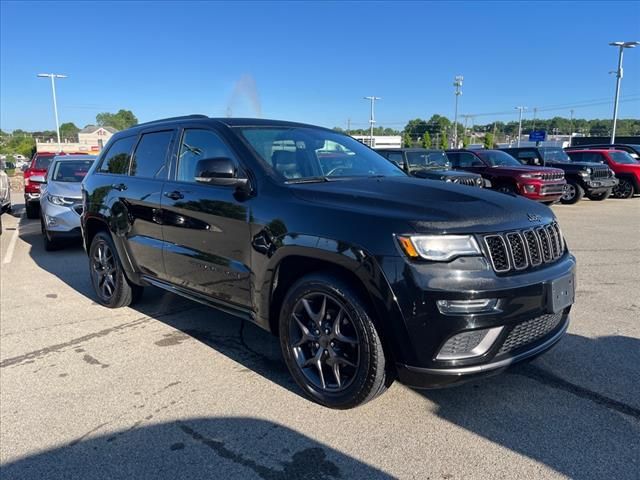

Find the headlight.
[
  {"left": 397, "top": 235, "right": 481, "bottom": 261},
  {"left": 519, "top": 173, "right": 542, "bottom": 179},
  {"left": 47, "top": 195, "right": 75, "bottom": 206},
  {"left": 445, "top": 178, "right": 453, "bottom": 182},
  {"left": 586, "top": 168, "right": 592, "bottom": 174}
]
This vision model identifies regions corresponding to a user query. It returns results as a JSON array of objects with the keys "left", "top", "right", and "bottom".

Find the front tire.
[
  {"left": 612, "top": 179, "right": 635, "bottom": 199},
  {"left": 89, "top": 231, "right": 143, "bottom": 308},
  {"left": 587, "top": 189, "right": 611, "bottom": 201},
  {"left": 560, "top": 181, "right": 584, "bottom": 204},
  {"left": 279, "top": 273, "right": 390, "bottom": 409},
  {"left": 26, "top": 202, "right": 39, "bottom": 219}
]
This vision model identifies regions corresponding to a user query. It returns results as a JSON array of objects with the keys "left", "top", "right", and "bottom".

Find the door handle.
[
  {"left": 164, "top": 190, "right": 184, "bottom": 200},
  {"left": 111, "top": 183, "right": 127, "bottom": 191}
]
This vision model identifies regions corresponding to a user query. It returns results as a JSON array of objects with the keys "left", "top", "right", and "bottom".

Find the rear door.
[
  {"left": 161, "top": 126, "right": 252, "bottom": 309},
  {"left": 512, "top": 149, "right": 543, "bottom": 166}
]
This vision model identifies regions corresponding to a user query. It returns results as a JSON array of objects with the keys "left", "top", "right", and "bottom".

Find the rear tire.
[
  {"left": 560, "top": 181, "right": 584, "bottom": 204},
  {"left": 89, "top": 231, "right": 143, "bottom": 308},
  {"left": 612, "top": 179, "right": 635, "bottom": 199},
  {"left": 279, "top": 273, "right": 391, "bottom": 409},
  {"left": 587, "top": 190, "right": 611, "bottom": 201},
  {"left": 26, "top": 202, "right": 39, "bottom": 219}
]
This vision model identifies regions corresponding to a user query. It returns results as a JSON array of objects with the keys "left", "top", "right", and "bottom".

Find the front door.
[{"left": 161, "top": 127, "right": 252, "bottom": 309}]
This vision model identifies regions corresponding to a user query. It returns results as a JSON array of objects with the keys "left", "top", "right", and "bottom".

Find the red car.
[
  {"left": 23, "top": 152, "right": 87, "bottom": 218},
  {"left": 565, "top": 149, "right": 640, "bottom": 199},
  {"left": 446, "top": 149, "right": 566, "bottom": 204}
]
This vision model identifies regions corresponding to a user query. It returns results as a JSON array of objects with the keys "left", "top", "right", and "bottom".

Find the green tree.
[
  {"left": 96, "top": 109, "right": 138, "bottom": 130},
  {"left": 439, "top": 133, "right": 448, "bottom": 150},
  {"left": 462, "top": 136, "right": 469, "bottom": 148},
  {"left": 483, "top": 133, "right": 495, "bottom": 149},
  {"left": 421, "top": 131, "right": 432, "bottom": 148},
  {"left": 403, "top": 132, "right": 413, "bottom": 148},
  {"left": 59, "top": 122, "right": 79, "bottom": 141}
]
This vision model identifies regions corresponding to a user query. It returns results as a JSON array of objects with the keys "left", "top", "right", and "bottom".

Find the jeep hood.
[
  {"left": 489, "top": 165, "right": 563, "bottom": 175},
  {"left": 290, "top": 176, "right": 554, "bottom": 233}
]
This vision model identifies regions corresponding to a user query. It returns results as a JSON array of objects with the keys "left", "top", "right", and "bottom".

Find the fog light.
[
  {"left": 46, "top": 216, "right": 57, "bottom": 227},
  {"left": 524, "top": 184, "right": 536, "bottom": 193},
  {"left": 436, "top": 326, "right": 504, "bottom": 360},
  {"left": 436, "top": 298, "right": 499, "bottom": 315}
]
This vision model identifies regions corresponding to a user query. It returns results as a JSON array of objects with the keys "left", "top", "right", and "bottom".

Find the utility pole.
[
  {"left": 37, "top": 73, "right": 67, "bottom": 152},
  {"left": 609, "top": 41, "right": 639, "bottom": 144},
  {"left": 569, "top": 109, "right": 574, "bottom": 138},
  {"left": 346, "top": 118, "right": 351, "bottom": 135},
  {"left": 363, "top": 96, "right": 381, "bottom": 147},
  {"left": 452, "top": 76, "right": 463, "bottom": 148},
  {"left": 515, "top": 106, "right": 527, "bottom": 147},
  {"left": 532, "top": 107, "right": 538, "bottom": 130}
]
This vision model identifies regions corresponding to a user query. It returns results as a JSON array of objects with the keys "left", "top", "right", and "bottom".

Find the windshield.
[
  {"left": 239, "top": 127, "right": 406, "bottom": 181},
  {"left": 540, "top": 147, "right": 570, "bottom": 162},
  {"left": 609, "top": 151, "right": 639, "bottom": 164},
  {"left": 51, "top": 159, "right": 94, "bottom": 182},
  {"left": 34, "top": 154, "right": 55, "bottom": 170},
  {"left": 406, "top": 151, "right": 450, "bottom": 169},
  {"left": 475, "top": 150, "right": 522, "bottom": 167}
]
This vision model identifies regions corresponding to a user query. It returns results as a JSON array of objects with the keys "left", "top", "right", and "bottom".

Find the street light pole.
[
  {"left": 609, "top": 41, "right": 639, "bottom": 144},
  {"left": 37, "top": 73, "right": 67, "bottom": 152},
  {"left": 515, "top": 106, "right": 527, "bottom": 147},
  {"left": 364, "top": 96, "right": 381, "bottom": 147},
  {"left": 452, "top": 76, "right": 463, "bottom": 148}
]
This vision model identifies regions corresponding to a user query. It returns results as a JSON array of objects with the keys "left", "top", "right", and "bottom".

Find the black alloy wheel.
[
  {"left": 289, "top": 292, "right": 360, "bottom": 392},
  {"left": 279, "top": 273, "right": 390, "bottom": 409},
  {"left": 613, "top": 179, "right": 635, "bottom": 199},
  {"left": 89, "top": 231, "right": 143, "bottom": 308}
]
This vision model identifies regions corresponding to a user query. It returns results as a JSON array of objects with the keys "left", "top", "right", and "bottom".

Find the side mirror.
[
  {"left": 194, "top": 157, "right": 248, "bottom": 187},
  {"left": 29, "top": 175, "right": 47, "bottom": 184}
]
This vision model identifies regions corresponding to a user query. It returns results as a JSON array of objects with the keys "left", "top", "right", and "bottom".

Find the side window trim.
[{"left": 95, "top": 135, "right": 137, "bottom": 175}]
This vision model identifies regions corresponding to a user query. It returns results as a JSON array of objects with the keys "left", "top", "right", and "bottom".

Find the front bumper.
[
  {"left": 380, "top": 252, "right": 576, "bottom": 388},
  {"left": 584, "top": 177, "right": 618, "bottom": 193},
  {"left": 24, "top": 192, "right": 41, "bottom": 204},
  {"left": 40, "top": 199, "right": 83, "bottom": 233},
  {"left": 517, "top": 181, "right": 566, "bottom": 202}
]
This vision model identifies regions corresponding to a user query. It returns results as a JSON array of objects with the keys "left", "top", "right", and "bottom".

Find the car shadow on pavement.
[
  {"left": 416, "top": 333, "right": 640, "bottom": 480},
  {"left": 1, "top": 417, "right": 391, "bottom": 479},
  {"left": 19, "top": 215, "right": 299, "bottom": 397}
]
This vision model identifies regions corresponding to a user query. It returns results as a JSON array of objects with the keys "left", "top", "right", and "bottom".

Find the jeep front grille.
[
  {"left": 591, "top": 167, "right": 611, "bottom": 179},
  {"left": 455, "top": 176, "right": 481, "bottom": 187},
  {"left": 483, "top": 222, "right": 564, "bottom": 274},
  {"left": 541, "top": 172, "right": 564, "bottom": 182},
  {"left": 498, "top": 312, "right": 564, "bottom": 354}
]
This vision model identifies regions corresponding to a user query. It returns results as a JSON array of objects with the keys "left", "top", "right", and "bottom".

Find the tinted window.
[
  {"left": 51, "top": 159, "right": 94, "bottom": 182},
  {"left": 34, "top": 154, "right": 55, "bottom": 170},
  {"left": 540, "top": 148, "right": 570, "bottom": 162},
  {"left": 475, "top": 150, "right": 521, "bottom": 167},
  {"left": 569, "top": 152, "right": 604, "bottom": 164},
  {"left": 240, "top": 127, "right": 405, "bottom": 180},
  {"left": 406, "top": 151, "right": 449, "bottom": 168},
  {"left": 452, "top": 152, "right": 483, "bottom": 168},
  {"left": 387, "top": 152, "right": 404, "bottom": 165},
  {"left": 130, "top": 131, "right": 173, "bottom": 178},
  {"left": 177, "top": 129, "right": 236, "bottom": 183},
  {"left": 98, "top": 137, "right": 136, "bottom": 174},
  {"left": 609, "top": 151, "right": 638, "bottom": 164}
]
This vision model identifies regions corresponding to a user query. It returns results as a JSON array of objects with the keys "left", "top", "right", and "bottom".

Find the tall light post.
[
  {"left": 609, "top": 41, "right": 639, "bottom": 144},
  {"left": 515, "top": 106, "right": 527, "bottom": 147},
  {"left": 452, "top": 75, "right": 463, "bottom": 148},
  {"left": 363, "top": 96, "right": 381, "bottom": 147},
  {"left": 37, "top": 73, "right": 67, "bottom": 151}
]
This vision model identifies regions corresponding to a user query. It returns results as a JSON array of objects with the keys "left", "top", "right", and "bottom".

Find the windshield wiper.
[{"left": 285, "top": 176, "right": 331, "bottom": 184}]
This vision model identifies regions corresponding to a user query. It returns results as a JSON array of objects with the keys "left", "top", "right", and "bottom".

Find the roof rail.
[{"left": 134, "top": 114, "right": 209, "bottom": 128}]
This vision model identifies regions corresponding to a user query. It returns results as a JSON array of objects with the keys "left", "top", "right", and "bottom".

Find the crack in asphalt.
[
  {"left": 0, "top": 305, "right": 202, "bottom": 369},
  {"left": 511, "top": 364, "right": 640, "bottom": 420},
  {"left": 178, "top": 423, "right": 342, "bottom": 480}
]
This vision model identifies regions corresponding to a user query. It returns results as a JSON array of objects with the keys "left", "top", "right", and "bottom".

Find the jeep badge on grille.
[{"left": 527, "top": 213, "right": 542, "bottom": 222}]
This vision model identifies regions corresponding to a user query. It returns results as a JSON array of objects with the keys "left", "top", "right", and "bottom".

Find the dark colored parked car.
[
  {"left": 81, "top": 116, "right": 576, "bottom": 409},
  {"left": 446, "top": 149, "right": 566, "bottom": 204},
  {"left": 501, "top": 147, "right": 617, "bottom": 204},
  {"left": 565, "top": 149, "right": 640, "bottom": 199},
  {"left": 376, "top": 148, "right": 485, "bottom": 187}
]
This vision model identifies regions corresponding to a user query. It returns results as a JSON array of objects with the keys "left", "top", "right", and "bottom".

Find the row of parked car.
[
  {"left": 1, "top": 115, "right": 637, "bottom": 409},
  {"left": 377, "top": 144, "right": 639, "bottom": 205}
]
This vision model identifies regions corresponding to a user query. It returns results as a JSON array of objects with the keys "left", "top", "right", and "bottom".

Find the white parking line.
[{"left": 2, "top": 215, "right": 22, "bottom": 264}]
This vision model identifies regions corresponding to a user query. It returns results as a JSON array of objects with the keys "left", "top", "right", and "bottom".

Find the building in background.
[
  {"left": 35, "top": 125, "right": 117, "bottom": 153},
  {"left": 352, "top": 135, "right": 402, "bottom": 148}
]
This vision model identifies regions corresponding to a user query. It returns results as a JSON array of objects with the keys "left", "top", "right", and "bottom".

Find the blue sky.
[{"left": 1, "top": 1, "right": 639, "bottom": 132}]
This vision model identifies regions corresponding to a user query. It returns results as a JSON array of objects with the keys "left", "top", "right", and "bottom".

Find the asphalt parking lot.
[{"left": 1, "top": 197, "right": 638, "bottom": 479}]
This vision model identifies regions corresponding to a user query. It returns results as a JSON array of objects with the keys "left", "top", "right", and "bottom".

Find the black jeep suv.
[
  {"left": 501, "top": 146, "right": 617, "bottom": 204},
  {"left": 81, "top": 116, "right": 576, "bottom": 409},
  {"left": 376, "top": 148, "right": 485, "bottom": 187}
]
